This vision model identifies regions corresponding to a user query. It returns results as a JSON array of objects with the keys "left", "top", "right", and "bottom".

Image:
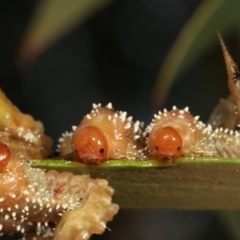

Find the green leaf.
[
  {"left": 19, "top": 0, "right": 113, "bottom": 62},
  {"left": 151, "top": 0, "right": 240, "bottom": 109},
  {"left": 29, "top": 157, "right": 240, "bottom": 209}
]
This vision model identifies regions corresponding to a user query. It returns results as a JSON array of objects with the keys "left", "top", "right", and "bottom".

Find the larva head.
[
  {"left": 0, "top": 142, "right": 10, "bottom": 170},
  {"left": 73, "top": 126, "right": 108, "bottom": 165},
  {"left": 152, "top": 126, "right": 183, "bottom": 162}
]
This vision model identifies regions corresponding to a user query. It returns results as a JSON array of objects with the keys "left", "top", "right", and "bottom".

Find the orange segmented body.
[
  {"left": 0, "top": 142, "right": 10, "bottom": 171},
  {"left": 59, "top": 103, "right": 147, "bottom": 163},
  {"left": 0, "top": 89, "right": 119, "bottom": 239},
  {"left": 147, "top": 106, "right": 240, "bottom": 161},
  {"left": 73, "top": 126, "right": 108, "bottom": 164},
  {"left": 153, "top": 127, "right": 183, "bottom": 161}
]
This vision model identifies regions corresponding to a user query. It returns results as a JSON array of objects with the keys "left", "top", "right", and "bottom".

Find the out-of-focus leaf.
[
  {"left": 151, "top": 0, "right": 240, "bottom": 109},
  {"left": 29, "top": 157, "right": 240, "bottom": 209},
  {"left": 219, "top": 212, "right": 240, "bottom": 240},
  {"left": 18, "top": 0, "right": 113, "bottom": 64}
]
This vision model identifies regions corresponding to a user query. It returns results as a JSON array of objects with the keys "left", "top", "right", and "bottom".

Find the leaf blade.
[{"left": 151, "top": 0, "right": 240, "bottom": 109}]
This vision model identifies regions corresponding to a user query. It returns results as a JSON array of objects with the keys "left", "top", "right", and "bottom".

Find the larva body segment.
[
  {"left": 0, "top": 89, "right": 52, "bottom": 159},
  {"left": 207, "top": 95, "right": 238, "bottom": 130},
  {"left": 146, "top": 107, "right": 240, "bottom": 162},
  {"left": 0, "top": 91, "right": 119, "bottom": 239},
  {"left": 57, "top": 131, "right": 73, "bottom": 156},
  {"left": 0, "top": 155, "right": 119, "bottom": 239},
  {"left": 59, "top": 103, "right": 146, "bottom": 164}
]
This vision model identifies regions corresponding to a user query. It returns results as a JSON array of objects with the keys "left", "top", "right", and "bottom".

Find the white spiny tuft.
[
  {"left": 120, "top": 112, "right": 127, "bottom": 122},
  {"left": 146, "top": 125, "right": 152, "bottom": 133},
  {"left": 172, "top": 106, "right": 177, "bottom": 110},
  {"left": 124, "top": 122, "right": 131, "bottom": 129},
  {"left": 207, "top": 124, "right": 212, "bottom": 131},
  {"left": 143, "top": 131, "right": 148, "bottom": 137},
  {"left": 179, "top": 110, "right": 184, "bottom": 114},
  {"left": 194, "top": 116, "right": 200, "bottom": 121},
  {"left": 106, "top": 102, "right": 113, "bottom": 109},
  {"left": 134, "top": 135, "right": 140, "bottom": 140},
  {"left": 127, "top": 116, "right": 133, "bottom": 122},
  {"left": 92, "top": 103, "right": 98, "bottom": 109},
  {"left": 184, "top": 106, "right": 189, "bottom": 112},
  {"left": 86, "top": 114, "right": 91, "bottom": 119},
  {"left": 134, "top": 121, "right": 140, "bottom": 133},
  {"left": 72, "top": 126, "right": 77, "bottom": 131},
  {"left": 178, "top": 115, "right": 184, "bottom": 119}
]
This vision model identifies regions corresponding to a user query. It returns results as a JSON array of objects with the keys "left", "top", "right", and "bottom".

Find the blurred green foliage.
[
  {"left": 20, "top": 0, "right": 113, "bottom": 61},
  {"left": 151, "top": 0, "right": 240, "bottom": 108}
]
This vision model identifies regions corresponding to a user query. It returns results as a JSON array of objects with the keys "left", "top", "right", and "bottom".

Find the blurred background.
[{"left": 1, "top": 0, "right": 240, "bottom": 239}]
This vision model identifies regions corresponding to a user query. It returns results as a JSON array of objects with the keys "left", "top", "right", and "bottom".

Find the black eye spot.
[
  {"left": 100, "top": 148, "right": 104, "bottom": 153},
  {"left": 177, "top": 146, "right": 181, "bottom": 151},
  {"left": 155, "top": 146, "right": 159, "bottom": 150}
]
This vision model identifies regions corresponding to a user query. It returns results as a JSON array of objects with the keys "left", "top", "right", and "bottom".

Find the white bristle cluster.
[
  {"left": 92, "top": 103, "right": 101, "bottom": 109},
  {"left": 57, "top": 131, "right": 74, "bottom": 152},
  {"left": 106, "top": 102, "right": 113, "bottom": 109},
  {"left": 58, "top": 104, "right": 240, "bottom": 161},
  {"left": 0, "top": 164, "right": 92, "bottom": 238}
]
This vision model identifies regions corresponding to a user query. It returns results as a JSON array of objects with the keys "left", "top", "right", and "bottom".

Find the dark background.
[{"left": 1, "top": 0, "right": 239, "bottom": 239}]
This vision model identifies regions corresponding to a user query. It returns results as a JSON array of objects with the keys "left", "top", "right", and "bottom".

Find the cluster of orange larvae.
[
  {"left": 57, "top": 102, "right": 189, "bottom": 164},
  {"left": 0, "top": 34, "right": 239, "bottom": 239},
  {"left": 57, "top": 103, "right": 214, "bottom": 164},
  {"left": 56, "top": 34, "right": 240, "bottom": 165}
]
